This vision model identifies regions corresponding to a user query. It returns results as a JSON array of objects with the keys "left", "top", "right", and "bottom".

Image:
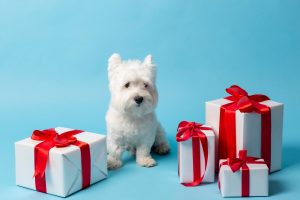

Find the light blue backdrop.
[{"left": 0, "top": 0, "right": 299, "bottom": 199}]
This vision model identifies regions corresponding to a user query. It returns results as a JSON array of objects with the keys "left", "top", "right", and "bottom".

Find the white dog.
[{"left": 106, "top": 53, "right": 170, "bottom": 169}]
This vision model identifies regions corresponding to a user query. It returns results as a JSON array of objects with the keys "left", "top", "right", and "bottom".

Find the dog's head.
[{"left": 107, "top": 53, "right": 158, "bottom": 117}]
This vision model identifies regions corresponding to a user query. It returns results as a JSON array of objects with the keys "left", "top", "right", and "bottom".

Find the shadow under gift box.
[
  {"left": 15, "top": 127, "right": 107, "bottom": 197},
  {"left": 206, "top": 99, "right": 283, "bottom": 173}
]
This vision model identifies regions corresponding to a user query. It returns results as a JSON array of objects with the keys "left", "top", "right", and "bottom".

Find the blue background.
[{"left": 1, "top": 0, "right": 300, "bottom": 199}]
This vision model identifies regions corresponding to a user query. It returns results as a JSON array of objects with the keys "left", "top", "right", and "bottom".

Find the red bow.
[
  {"left": 31, "top": 128, "right": 91, "bottom": 193},
  {"left": 225, "top": 85, "right": 270, "bottom": 113},
  {"left": 219, "top": 150, "right": 266, "bottom": 197},
  {"left": 176, "top": 121, "right": 211, "bottom": 186},
  {"left": 218, "top": 85, "right": 272, "bottom": 171},
  {"left": 221, "top": 150, "right": 265, "bottom": 172},
  {"left": 176, "top": 121, "right": 212, "bottom": 142}
]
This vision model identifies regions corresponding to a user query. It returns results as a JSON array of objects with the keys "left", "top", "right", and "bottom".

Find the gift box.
[
  {"left": 205, "top": 85, "right": 283, "bottom": 172},
  {"left": 218, "top": 150, "right": 269, "bottom": 197},
  {"left": 176, "top": 121, "right": 215, "bottom": 186},
  {"left": 15, "top": 127, "right": 107, "bottom": 197}
]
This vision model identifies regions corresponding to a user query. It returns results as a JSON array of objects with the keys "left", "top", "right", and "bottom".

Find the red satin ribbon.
[
  {"left": 218, "top": 150, "right": 266, "bottom": 197},
  {"left": 31, "top": 128, "right": 91, "bottom": 193},
  {"left": 176, "top": 121, "right": 211, "bottom": 186},
  {"left": 218, "top": 85, "right": 272, "bottom": 171}
]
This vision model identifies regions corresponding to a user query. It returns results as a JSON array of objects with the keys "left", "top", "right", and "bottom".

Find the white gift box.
[
  {"left": 178, "top": 125, "right": 215, "bottom": 184},
  {"left": 219, "top": 159, "right": 269, "bottom": 197},
  {"left": 15, "top": 127, "right": 107, "bottom": 197},
  {"left": 206, "top": 98, "right": 283, "bottom": 172}
]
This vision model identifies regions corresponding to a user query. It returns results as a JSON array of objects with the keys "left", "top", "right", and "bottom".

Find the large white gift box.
[
  {"left": 205, "top": 85, "right": 283, "bottom": 172},
  {"left": 15, "top": 127, "right": 107, "bottom": 197},
  {"left": 176, "top": 121, "right": 215, "bottom": 186},
  {"left": 218, "top": 150, "right": 269, "bottom": 197}
]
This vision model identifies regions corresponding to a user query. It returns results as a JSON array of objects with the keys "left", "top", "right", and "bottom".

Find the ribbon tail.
[{"left": 191, "top": 137, "right": 201, "bottom": 186}]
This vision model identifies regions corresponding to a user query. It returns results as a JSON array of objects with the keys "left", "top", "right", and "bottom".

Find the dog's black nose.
[{"left": 134, "top": 96, "right": 144, "bottom": 105}]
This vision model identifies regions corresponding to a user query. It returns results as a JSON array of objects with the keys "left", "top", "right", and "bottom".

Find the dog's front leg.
[
  {"left": 153, "top": 123, "right": 170, "bottom": 155},
  {"left": 136, "top": 145, "right": 156, "bottom": 167},
  {"left": 107, "top": 140, "right": 125, "bottom": 170}
]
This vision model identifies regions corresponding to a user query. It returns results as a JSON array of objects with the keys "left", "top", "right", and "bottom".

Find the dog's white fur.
[{"left": 106, "top": 53, "right": 170, "bottom": 169}]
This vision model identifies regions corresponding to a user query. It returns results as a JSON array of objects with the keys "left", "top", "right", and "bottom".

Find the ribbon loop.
[
  {"left": 31, "top": 129, "right": 57, "bottom": 141},
  {"left": 226, "top": 85, "right": 249, "bottom": 98}
]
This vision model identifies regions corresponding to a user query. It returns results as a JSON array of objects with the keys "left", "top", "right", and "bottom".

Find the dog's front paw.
[
  {"left": 137, "top": 156, "right": 157, "bottom": 167},
  {"left": 107, "top": 156, "right": 122, "bottom": 170},
  {"left": 153, "top": 142, "right": 170, "bottom": 155}
]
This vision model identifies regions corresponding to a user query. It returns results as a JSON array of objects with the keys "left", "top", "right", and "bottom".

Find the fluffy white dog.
[{"left": 106, "top": 53, "right": 170, "bottom": 169}]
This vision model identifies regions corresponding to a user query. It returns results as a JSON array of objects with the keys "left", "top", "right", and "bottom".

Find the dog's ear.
[
  {"left": 143, "top": 54, "right": 153, "bottom": 66},
  {"left": 143, "top": 54, "right": 156, "bottom": 80},
  {"left": 108, "top": 53, "right": 122, "bottom": 73}
]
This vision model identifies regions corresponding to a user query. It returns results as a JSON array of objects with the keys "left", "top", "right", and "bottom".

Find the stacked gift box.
[{"left": 176, "top": 85, "right": 283, "bottom": 197}]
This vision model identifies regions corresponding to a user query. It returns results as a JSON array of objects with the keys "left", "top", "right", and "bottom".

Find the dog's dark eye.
[
  {"left": 124, "top": 82, "right": 130, "bottom": 88},
  {"left": 144, "top": 83, "right": 148, "bottom": 88}
]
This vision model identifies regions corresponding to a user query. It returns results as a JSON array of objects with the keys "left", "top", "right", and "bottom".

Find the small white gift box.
[
  {"left": 218, "top": 150, "right": 269, "bottom": 197},
  {"left": 176, "top": 121, "right": 215, "bottom": 186},
  {"left": 15, "top": 127, "right": 107, "bottom": 197}
]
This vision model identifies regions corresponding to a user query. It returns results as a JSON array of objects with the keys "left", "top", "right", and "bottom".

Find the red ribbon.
[
  {"left": 31, "top": 128, "right": 91, "bottom": 193},
  {"left": 218, "top": 150, "right": 266, "bottom": 197},
  {"left": 176, "top": 121, "right": 211, "bottom": 186},
  {"left": 218, "top": 85, "right": 272, "bottom": 171}
]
